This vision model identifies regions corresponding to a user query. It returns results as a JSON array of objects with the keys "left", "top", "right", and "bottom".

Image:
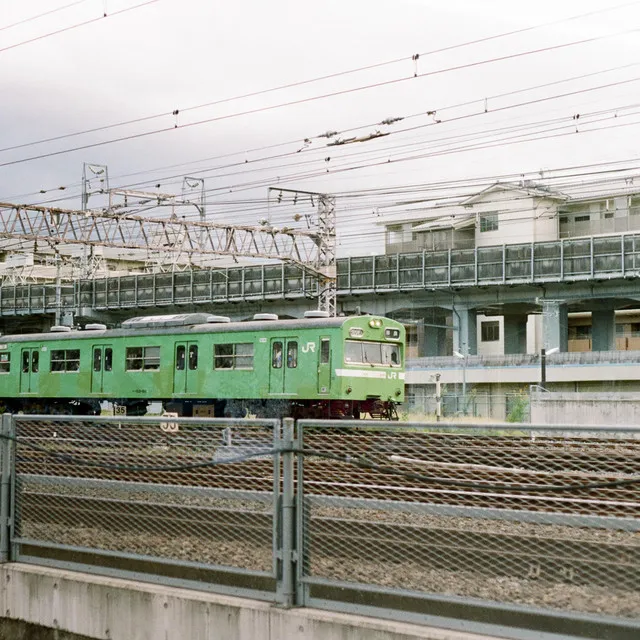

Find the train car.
[{"left": 0, "top": 312, "right": 405, "bottom": 419}]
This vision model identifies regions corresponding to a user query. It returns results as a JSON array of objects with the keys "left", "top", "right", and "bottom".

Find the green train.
[{"left": 0, "top": 312, "right": 405, "bottom": 419}]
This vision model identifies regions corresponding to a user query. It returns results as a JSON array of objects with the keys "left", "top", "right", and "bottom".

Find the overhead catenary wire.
[
  {"left": 4, "top": 23, "right": 640, "bottom": 171},
  {"left": 13, "top": 67, "right": 640, "bottom": 210},
  {"left": 0, "top": 0, "right": 162, "bottom": 55},
  {"left": 0, "top": 0, "right": 90, "bottom": 33},
  {"left": 3, "top": 0, "right": 637, "bottom": 156}
]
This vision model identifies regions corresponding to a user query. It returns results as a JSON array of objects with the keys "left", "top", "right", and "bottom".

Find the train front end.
[{"left": 333, "top": 316, "right": 405, "bottom": 419}]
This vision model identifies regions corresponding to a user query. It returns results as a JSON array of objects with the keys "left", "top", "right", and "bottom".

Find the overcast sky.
[{"left": 2, "top": 0, "right": 640, "bottom": 255}]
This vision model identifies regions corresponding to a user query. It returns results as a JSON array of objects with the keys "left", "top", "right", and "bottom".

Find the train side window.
[
  {"left": 188, "top": 345, "right": 198, "bottom": 370},
  {"left": 214, "top": 343, "right": 253, "bottom": 369},
  {"left": 272, "top": 342, "right": 283, "bottom": 369},
  {"left": 22, "top": 351, "right": 29, "bottom": 373},
  {"left": 93, "top": 348, "right": 102, "bottom": 372},
  {"left": 126, "top": 346, "right": 160, "bottom": 371},
  {"left": 176, "top": 345, "right": 185, "bottom": 371},
  {"left": 31, "top": 351, "right": 39, "bottom": 373},
  {"left": 320, "top": 339, "right": 330, "bottom": 364},
  {"left": 214, "top": 344, "right": 233, "bottom": 369},
  {"left": 50, "top": 349, "right": 78, "bottom": 372},
  {"left": 0, "top": 353, "right": 9, "bottom": 374},
  {"left": 105, "top": 348, "right": 113, "bottom": 371},
  {"left": 287, "top": 342, "right": 298, "bottom": 368}
]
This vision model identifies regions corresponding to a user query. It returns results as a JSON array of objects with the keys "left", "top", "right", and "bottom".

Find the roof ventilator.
[
  {"left": 85, "top": 323, "right": 107, "bottom": 331},
  {"left": 253, "top": 313, "right": 279, "bottom": 321}
]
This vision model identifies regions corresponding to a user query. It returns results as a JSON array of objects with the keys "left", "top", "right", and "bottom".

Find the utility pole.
[{"left": 268, "top": 187, "right": 337, "bottom": 316}]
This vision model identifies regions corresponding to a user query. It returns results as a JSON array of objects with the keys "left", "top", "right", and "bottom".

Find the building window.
[
  {"left": 51, "top": 349, "right": 80, "bottom": 372},
  {"left": 126, "top": 346, "right": 160, "bottom": 371},
  {"left": 214, "top": 343, "right": 254, "bottom": 370},
  {"left": 0, "top": 353, "right": 9, "bottom": 373},
  {"left": 387, "top": 225, "right": 404, "bottom": 244},
  {"left": 568, "top": 326, "right": 591, "bottom": 339},
  {"left": 481, "top": 321, "right": 500, "bottom": 342},
  {"left": 479, "top": 213, "right": 498, "bottom": 233}
]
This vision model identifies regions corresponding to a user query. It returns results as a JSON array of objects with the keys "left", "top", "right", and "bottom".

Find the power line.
[
  {"left": 3, "top": 0, "right": 636, "bottom": 155},
  {"left": 0, "top": 0, "right": 161, "bottom": 55},
  {"left": 0, "top": 0, "right": 90, "bottom": 33},
  {"left": 10, "top": 62, "right": 639, "bottom": 206}
]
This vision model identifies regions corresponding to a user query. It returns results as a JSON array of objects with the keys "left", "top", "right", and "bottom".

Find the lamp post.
[{"left": 453, "top": 350, "right": 466, "bottom": 415}]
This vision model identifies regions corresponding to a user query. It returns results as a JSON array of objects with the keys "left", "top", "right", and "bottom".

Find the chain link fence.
[
  {"left": 8, "top": 414, "right": 282, "bottom": 600},
  {"left": 297, "top": 420, "right": 640, "bottom": 636},
  {"left": 0, "top": 415, "right": 639, "bottom": 638},
  {"left": 405, "top": 390, "right": 531, "bottom": 422}
]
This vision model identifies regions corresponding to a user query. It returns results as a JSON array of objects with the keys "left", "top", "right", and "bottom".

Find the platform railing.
[{"left": 2, "top": 233, "right": 640, "bottom": 314}]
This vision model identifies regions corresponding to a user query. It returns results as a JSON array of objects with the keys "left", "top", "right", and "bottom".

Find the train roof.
[{"left": 0, "top": 312, "right": 403, "bottom": 343}]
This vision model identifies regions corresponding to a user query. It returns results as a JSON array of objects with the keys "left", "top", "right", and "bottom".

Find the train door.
[
  {"left": 317, "top": 337, "right": 331, "bottom": 395},
  {"left": 173, "top": 342, "right": 199, "bottom": 394},
  {"left": 91, "top": 345, "right": 114, "bottom": 394},
  {"left": 19, "top": 348, "right": 40, "bottom": 394},
  {"left": 268, "top": 338, "right": 298, "bottom": 395}
]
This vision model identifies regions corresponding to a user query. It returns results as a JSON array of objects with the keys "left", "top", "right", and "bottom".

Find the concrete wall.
[
  {"left": 530, "top": 392, "right": 640, "bottom": 425},
  {"left": 0, "top": 565, "right": 491, "bottom": 640}
]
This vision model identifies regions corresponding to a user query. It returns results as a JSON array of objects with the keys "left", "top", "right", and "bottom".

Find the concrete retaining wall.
[
  {"left": 0, "top": 564, "right": 492, "bottom": 640},
  {"left": 530, "top": 391, "right": 640, "bottom": 425}
]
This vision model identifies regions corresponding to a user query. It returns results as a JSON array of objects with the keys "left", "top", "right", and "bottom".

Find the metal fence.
[
  {"left": 5, "top": 414, "right": 283, "bottom": 602},
  {"left": 1, "top": 415, "right": 639, "bottom": 639},
  {"left": 296, "top": 421, "right": 640, "bottom": 638},
  {"left": 405, "top": 391, "right": 530, "bottom": 422},
  {"left": 3, "top": 233, "right": 640, "bottom": 315}
]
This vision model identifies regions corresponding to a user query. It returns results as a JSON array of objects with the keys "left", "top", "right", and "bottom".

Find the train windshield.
[{"left": 345, "top": 340, "right": 400, "bottom": 367}]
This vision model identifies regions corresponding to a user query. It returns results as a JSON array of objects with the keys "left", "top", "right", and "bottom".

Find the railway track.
[
  {"left": 15, "top": 437, "right": 640, "bottom": 518},
  {"left": 18, "top": 490, "right": 638, "bottom": 591}
]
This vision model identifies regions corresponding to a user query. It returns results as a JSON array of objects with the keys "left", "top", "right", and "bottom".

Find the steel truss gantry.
[{"left": 0, "top": 199, "right": 335, "bottom": 286}]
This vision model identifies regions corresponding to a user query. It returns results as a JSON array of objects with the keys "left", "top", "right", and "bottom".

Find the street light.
[
  {"left": 453, "top": 350, "right": 467, "bottom": 415},
  {"left": 540, "top": 346, "right": 559, "bottom": 387}
]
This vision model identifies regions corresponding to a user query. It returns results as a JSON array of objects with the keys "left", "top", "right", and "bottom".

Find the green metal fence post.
[
  {"left": 0, "top": 414, "right": 13, "bottom": 563},
  {"left": 279, "top": 417, "right": 297, "bottom": 607}
]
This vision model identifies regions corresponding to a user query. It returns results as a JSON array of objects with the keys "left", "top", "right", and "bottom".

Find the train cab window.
[
  {"left": 105, "top": 348, "right": 113, "bottom": 372},
  {"left": 126, "top": 346, "right": 160, "bottom": 371},
  {"left": 22, "top": 351, "right": 30, "bottom": 373},
  {"left": 287, "top": 342, "right": 298, "bottom": 368},
  {"left": 320, "top": 339, "right": 330, "bottom": 364},
  {"left": 272, "top": 342, "right": 283, "bottom": 369},
  {"left": 188, "top": 345, "right": 198, "bottom": 370},
  {"left": 32, "top": 351, "right": 39, "bottom": 373},
  {"left": 363, "top": 342, "right": 382, "bottom": 366},
  {"left": 344, "top": 341, "right": 360, "bottom": 363},
  {"left": 50, "top": 349, "right": 79, "bottom": 372},
  {"left": 345, "top": 340, "right": 396, "bottom": 366},
  {"left": 93, "top": 348, "right": 102, "bottom": 372},
  {"left": 0, "top": 353, "right": 10, "bottom": 373},
  {"left": 382, "top": 343, "right": 401, "bottom": 367},
  {"left": 176, "top": 345, "right": 185, "bottom": 370}
]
